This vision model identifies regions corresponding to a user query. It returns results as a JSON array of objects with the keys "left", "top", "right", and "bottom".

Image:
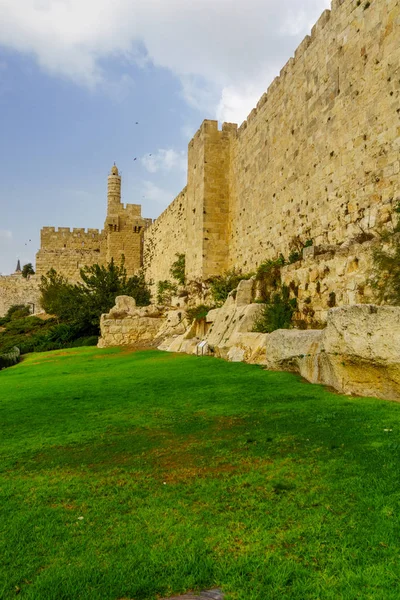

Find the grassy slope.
[{"left": 1, "top": 348, "right": 400, "bottom": 600}]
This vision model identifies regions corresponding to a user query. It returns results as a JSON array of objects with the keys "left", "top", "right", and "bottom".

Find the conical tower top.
[
  {"left": 110, "top": 163, "right": 119, "bottom": 176},
  {"left": 15, "top": 259, "right": 21, "bottom": 273}
]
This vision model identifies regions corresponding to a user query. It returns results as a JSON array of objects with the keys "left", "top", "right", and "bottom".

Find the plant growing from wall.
[
  {"left": 288, "top": 237, "right": 313, "bottom": 264},
  {"left": 157, "top": 280, "right": 178, "bottom": 305},
  {"left": 253, "top": 285, "right": 297, "bottom": 333},
  {"left": 368, "top": 202, "right": 400, "bottom": 305},
  {"left": 170, "top": 253, "right": 186, "bottom": 286},
  {"left": 186, "top": 304, "right": 214, "bottom": 322},
  {"left": 207, "top": 269, "right": 253, "bottom": 306},
  {"left": 255, "top": 255, "right": 285, "bottom": 302}
]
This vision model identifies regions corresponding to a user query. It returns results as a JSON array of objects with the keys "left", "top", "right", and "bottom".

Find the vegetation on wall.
[
  {"left": 369, "top": 203, "right": 400, "bottom": 305},
  {"left": 207, "top": 269, "right": 253, "bottom": 305},
  {"left": 186, "top": 304, "right": 214, "bottom": 322},
  {"left": 253, "top": 285, "right": 297, "bottom": 333},
  {"left": 255, "top": 255, "right": 285, "bottom": 302},
  {"left": 288, "top": 237, "right": 313, "bottom": 264},
  {"left": 156, "top": 280, "right": 178, "bottom": 305},
  {"left": 170, "top": 253, "right": 186, "bottom": 286}
]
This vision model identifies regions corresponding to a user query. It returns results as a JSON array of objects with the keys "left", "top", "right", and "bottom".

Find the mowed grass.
[{"left": 1, "top": 349, "right": 400, "bottom": 600}]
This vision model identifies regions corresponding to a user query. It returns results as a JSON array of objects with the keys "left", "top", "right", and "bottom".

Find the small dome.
[{"left": 110, "top": 164, "right": 119, "bottom": 176}]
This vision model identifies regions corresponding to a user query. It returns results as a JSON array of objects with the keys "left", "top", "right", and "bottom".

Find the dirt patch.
[{"left": 93, "top": 344, "right": 158, "bottom": 358}]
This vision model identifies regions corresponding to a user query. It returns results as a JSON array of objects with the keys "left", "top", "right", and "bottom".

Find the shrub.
[
  {"left": 256, "top": 255, "right": 285, "bottom": 301},
  {"left": 1, "top": 304, "right": 31, "bottom": 323},
  {"left": 157, "top": 280, "right": 177, "bottom": 305},
  {"left": 0, "top": 347, "right": 20, "bottom": 370},
  {"left": 253, "top": 285, "right": 297, "bottom": 333},
  {"left": 207, "top": 269, "right": 253, "bottom": 306},
  {"left": 170, "top": 254, "right": 186, "bottom": 286},
  {"left": 186, "top": 304, "right": 213, "bottom": 322}
]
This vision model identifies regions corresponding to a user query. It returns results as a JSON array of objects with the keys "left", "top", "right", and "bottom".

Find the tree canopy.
[{"left": 40, "top": 259, "right": 150, "bottom": 335}]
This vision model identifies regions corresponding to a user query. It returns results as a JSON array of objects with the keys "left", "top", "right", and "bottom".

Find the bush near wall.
[{"left": 0, "top": 346, "right": 20, "bottom": 370}]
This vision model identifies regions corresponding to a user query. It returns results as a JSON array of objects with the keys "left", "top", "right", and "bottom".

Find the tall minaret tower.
[{"left": 107, "top": 163, "right": 121, "bottom": 216}]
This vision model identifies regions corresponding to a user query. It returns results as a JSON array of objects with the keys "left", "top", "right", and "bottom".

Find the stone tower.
[
  {"left": 107, "top": 163, "right": 122, "bottom": 217},
  {"left": 104, "top": 164, "right": 152, "bottom": 276}
]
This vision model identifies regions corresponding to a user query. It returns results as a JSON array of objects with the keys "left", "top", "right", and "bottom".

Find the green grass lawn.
[{"left": 1, "top": 347, "right": 400, "bottom": 600}]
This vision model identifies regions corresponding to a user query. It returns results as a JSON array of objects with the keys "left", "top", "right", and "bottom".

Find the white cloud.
[
  {"left": 141, "top": 149, "right": 187, "bottom": 174},
  {"left": 141, "top": 181, "right": 175, "bottom": 210},
  {"left": 0, "top": 0, "right": 330, "bottom": 122}
]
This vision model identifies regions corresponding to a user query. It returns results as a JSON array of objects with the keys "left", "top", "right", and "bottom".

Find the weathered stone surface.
[
  {"left": 98, "top": 299, "right": 190, "bottom": 349},
  {"left": 264, "top": 305, "right": 400, "bottom": 401},
  {"left": 236, "top": 278, "right": 256, "bottom": 306},
  {"left": 319, "top": 305, "right": 400, "bottom": 400},
  {"left": 265, "top": 329, "right": 323, "bottom": 375},
  {"left": 99, "top": 292, "right": 400, "bottom": 401},
  {"left": 108, "top": 295, "right": 137, "bottom": 319}
]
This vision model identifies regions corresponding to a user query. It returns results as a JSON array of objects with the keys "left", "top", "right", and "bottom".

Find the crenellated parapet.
[{"left": 39, "top": 227, "right": 103, "bottom": 250}]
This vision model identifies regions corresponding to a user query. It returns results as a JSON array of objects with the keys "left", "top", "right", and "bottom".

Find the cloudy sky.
[{"left": 0, "top": 0, "right": 330, "bottom": 274}]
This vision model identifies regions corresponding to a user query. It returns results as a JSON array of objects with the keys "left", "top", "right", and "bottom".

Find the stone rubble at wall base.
[{"left": 98, "top": 285, "right": 400, "bottom": 402}]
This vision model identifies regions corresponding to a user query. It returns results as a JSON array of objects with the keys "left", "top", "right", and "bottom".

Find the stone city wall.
[
  {"left": 0, "top": 275, "right": 42, "bottom": 317},
  {"left": 36, "top": 227, "right": 106, "bottom": 281},
  {"left": 144, "top": 188, "right": 188, "bottom": 287},
  {"left": 227, "top": 0, "right": 400, "bottom": 271},
  {"left": 143, "top": 0, "right": 400, "bottom": 298},
  {"left": 35, "top": 248, "right": 105, "bottom": 282}
]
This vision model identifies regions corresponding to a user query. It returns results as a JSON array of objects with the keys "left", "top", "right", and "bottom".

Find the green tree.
[
  {"left": 40, "top": 259, "right": 151, "bottom": 335},
  {"left": 22, "top": 263, "right": 35, "bottom": 278}
]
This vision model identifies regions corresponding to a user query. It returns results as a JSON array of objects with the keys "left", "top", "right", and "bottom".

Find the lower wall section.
[
  {"left": 280, "top": 239, "right": 377, "bottom": 325},
  {"left": 0, "top": 275, "right": 42, "bottom": 317},
  {"left": 264, "top": 305, "right": 400, "bottom": 402},
  {"left": 98, "top": 285, "right": 400, "bottom": 402}
]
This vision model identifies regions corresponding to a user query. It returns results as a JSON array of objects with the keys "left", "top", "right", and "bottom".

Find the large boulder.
[
  {"left": 319, "top": 305, "right": 400, "bottom": 400},
  {"left": 264, "top": 305, "right": 400, "bottom": 401}
]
